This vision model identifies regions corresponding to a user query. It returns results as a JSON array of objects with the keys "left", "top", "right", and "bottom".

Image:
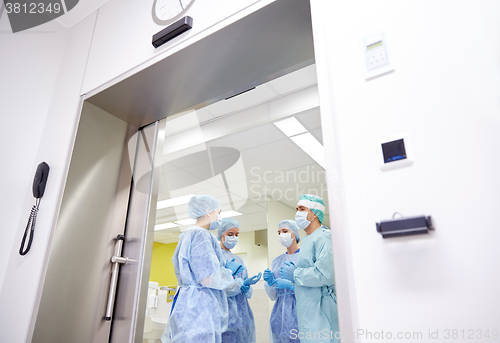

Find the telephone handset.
[
  {"left": 33, "top": 162, "right": 49, "bottom": 198},
  {"left": 19, "top": 162, "right": 50, "bottom": 256}
]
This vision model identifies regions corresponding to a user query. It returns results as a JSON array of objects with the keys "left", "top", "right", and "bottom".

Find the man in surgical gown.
[
  {"left": 278, "top": 194, "right": 339, "bottom": 343},
  {"left": 162, "top": 195, "right": 244, "bottom": 343}
]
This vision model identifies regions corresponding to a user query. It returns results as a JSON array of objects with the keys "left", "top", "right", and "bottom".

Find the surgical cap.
[
  {"left": 297, "top": 194, "right": 325, "bottom": 224},
  {"left": 217, "top": 218, "right": 240, "bottom": 240},
  {"left": 187, "top": 195, "right": 221, "bottom": 219},
  {"left": 278, "top": 220, "right": 301, "bottom": 243}
]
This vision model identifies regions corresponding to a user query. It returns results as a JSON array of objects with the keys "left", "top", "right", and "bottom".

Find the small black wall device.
[
  {"left": 152, "top": 16, "right": 193, "bottom": 48},
  {"left": 33, "top": 162, "right": 49, "bottom": 198},
  {"left": 382, "top": 138, "right": 407, "bottom": 163},
  {"left": 20, "top": 162, "right": 50, "bottom": 255},
  {"left": 376, "top": 215, "right": 434, "bottom": 238}
]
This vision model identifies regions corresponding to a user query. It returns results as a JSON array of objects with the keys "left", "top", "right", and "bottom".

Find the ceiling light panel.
[
  {"left": 290, "top": 133, "right": 326, "bottom": 169},
  {"left": 274, "top": 117, "right": 308, "bottom": 137},
  {"left": 221, "top": 210, "right": 243, "bottom": 218},
  {"left": 175, "top": 218, "right": 197, "bottom": 226},
  {"left": 154, "top": 222, "right": 181, "bottom": 231},
  {"left": 157, "top": 194, "right": 195, "bottom": 210}
]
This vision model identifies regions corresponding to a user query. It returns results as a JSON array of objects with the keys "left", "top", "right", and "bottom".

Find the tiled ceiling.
[
  {"left": 153, "top": 65, "right": 330, "bottom": 244},
  {"left": 200, "top": 65, "right": 318, "bottom": 120}
]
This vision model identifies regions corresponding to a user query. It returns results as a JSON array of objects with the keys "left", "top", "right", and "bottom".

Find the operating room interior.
[{"left": 141, "top": 64, "right": 328, "bottom": 342}]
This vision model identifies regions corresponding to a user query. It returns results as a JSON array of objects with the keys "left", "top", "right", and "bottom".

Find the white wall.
[
  {"left": 0, "top": 13, "right": 97, "bottom": 343},
  {"left": 311, "top": 1, "right": 500, "bottom": 342},
  {"left": 82, "top": 0, "right": 271, "bottom": 94},
  {"left": 0, "top": 15, "right": 68, "bottom": 291}
]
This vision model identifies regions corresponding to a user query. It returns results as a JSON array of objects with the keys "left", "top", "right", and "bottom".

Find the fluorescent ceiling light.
[
  {"left": 157, "top": 194, "right": 195, "bottom": 210},
  {"left": 221, "top": 210, "right": 243, "bottom": 218},
  {"left": 290, "top": 133, "right": 326, "bottom": 169},
  {"left": 154, "top": 222, "right": 181, "bottom": 231},
  {"left": 274, "top": 117, "right": 307, "bottom": 137},
  {"left": 175, "top": 218, "right": 197, "bottom": 226}
]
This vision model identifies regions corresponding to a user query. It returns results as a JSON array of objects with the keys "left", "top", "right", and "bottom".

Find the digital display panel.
[
  {"left": 367, "top": 40, "right": 383, "bottom": 50},
  {"left": 382, "top": 139, "right": 407, "bottom": 163}
]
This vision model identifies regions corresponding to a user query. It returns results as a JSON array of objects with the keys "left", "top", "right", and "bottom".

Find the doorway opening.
[
  {"left": 145, "top": 64, "right": 328, "bottom": 342},
  {"left": 31, "top": 1, "right": 341, "bottom": 342}
]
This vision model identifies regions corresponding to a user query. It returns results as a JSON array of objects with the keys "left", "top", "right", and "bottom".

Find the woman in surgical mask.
[
  {"left": 217, "top": 218, "right": 261, "bottom": 343},
  {"left": 263, "top": 220, "right": 301, "bottom": 343},
  {"left": 162, "top": 195, "right": 246, "bottom": 343}
]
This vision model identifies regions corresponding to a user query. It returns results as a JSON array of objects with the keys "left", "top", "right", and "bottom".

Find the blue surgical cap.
[
  {"left": 278, "top": 220, "right": 301, "bottom": 243},
  {"left": 217, "top": 218, "right": 240, "bottom": 240},
  {"left": 187, "top": 195, "right": 221, "bottom": 219}
]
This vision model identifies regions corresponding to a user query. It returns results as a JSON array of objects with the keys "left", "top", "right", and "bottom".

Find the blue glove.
[
  {"left": 279, "top": 261, "right": 297, "bottom": 281},
  {"left": 263, "top": 268, "right": 275, "bottom": 286},
  {"left": 274, "top": 278, "right": 294, "bottom": 291},
  {"left": 243, "top": 272, "right": 262, "bottom": 286},
  {"left": 240, "top": 284, "right": 250, "bottom": 293},
  {"left": 226, "top": 258, "right": 245, "bottom": 276}
]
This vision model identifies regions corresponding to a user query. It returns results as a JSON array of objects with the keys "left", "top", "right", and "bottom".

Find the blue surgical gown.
[
  {"left": 294, "top": 226, "right": 339, "bottom": 343},
  {"left": 161, "top": 226, "right": 243, "bottom": 343},
  {"left": 264, "top": 249, "right": 300, "bottom": 343},
  {"left": 220, "top": 250, "right": 256, "bottom": 343}
]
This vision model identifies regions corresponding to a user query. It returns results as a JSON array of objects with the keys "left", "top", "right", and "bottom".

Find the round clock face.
[{"left": 153, "top": 0, "right": 194, "bottom": 24}]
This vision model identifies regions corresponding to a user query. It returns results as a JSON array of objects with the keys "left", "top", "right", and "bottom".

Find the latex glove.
[
  {"left": 243, "top": 272, "right": 262, "bottom": 286},
  {"left": 263, "top": 268, "right": 275, "bottom": 286},
  {"left": 240, "top": 284, "right": 250, "bottom": 293},
  {"left": 226, "top": 258, "right": 245, "bottom": 276},
  {"left": 274, "top": 278, "right": 294, "bottom": 291},
  {"left": 279, "top": 261, "right": 297, "bottom": 281}
]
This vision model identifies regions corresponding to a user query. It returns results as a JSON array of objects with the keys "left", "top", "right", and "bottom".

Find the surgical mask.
[
  {"left": 209, "top": 212, "right": 222, "bottom": 230},
  {"left": 295, "top": 211, "right": 311, "bottom": 229},
  {"left": 279, "top": 232, "right": 293, "bottom": 248},
  {"left": 223, "top": 236, "right": 239, "bottom": 249}
]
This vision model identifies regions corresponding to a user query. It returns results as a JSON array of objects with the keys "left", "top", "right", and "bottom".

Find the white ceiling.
[
  {"left": 152, "top": 65, "right": 330, "bottom": 244},
  {"left": 198, "top": 65, "right": 319, "bottom": 121}
]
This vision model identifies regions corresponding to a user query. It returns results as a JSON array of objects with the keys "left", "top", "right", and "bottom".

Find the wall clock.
[{"left": 153, "top": 0, "right": 194, "bottom": 25}]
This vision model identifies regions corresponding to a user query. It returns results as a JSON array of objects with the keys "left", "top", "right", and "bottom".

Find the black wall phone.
[{"left": 19, "top": 162, "right": 50, "bottom": 255}]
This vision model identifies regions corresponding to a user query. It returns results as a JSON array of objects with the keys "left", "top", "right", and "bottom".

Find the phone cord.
[{"left": 19, "top": 198, "right": 40, "bottom": 256}]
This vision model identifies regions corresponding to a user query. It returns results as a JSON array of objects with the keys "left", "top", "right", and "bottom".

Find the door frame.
[{"left": 28, "top": 0, "right": 357, "bottom": 342}]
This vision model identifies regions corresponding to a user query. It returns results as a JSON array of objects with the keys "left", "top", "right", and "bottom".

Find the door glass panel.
[
  {"left": 112, "top": 121, "right": 166, "bottom": 343},
  {"left": 141, "top": 63, "right": 338, "bottom": 343}
]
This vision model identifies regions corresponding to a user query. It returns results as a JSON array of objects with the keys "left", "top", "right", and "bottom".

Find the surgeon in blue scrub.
[
  {"left": 217, "top": 218, "right": 261, "bottom": 343},
  {"left": 263, "top": 220, "right": 301, "bottom": 343},
  {"left": 162, "top": 195, "right": 246, "bottom": 343},
  {"left": 277, "top": 194, "right": 339, "bottom": 343}
]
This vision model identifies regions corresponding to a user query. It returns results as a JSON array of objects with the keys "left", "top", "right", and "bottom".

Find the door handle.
[{"left": 105, "top": 235, "right": 129, "bottom": 321}]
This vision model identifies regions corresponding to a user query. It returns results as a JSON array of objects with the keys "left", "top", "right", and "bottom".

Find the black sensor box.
[
  {"left": 376, "top": 216, "right": 434, "bottom": 238},
  {"left": 152, "top": 16, "right": 193, "bottom": 48}
]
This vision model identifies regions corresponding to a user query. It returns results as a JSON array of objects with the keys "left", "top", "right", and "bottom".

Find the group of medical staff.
[{"left": 161, "top": 194, "right": 339, "bottom": 343}]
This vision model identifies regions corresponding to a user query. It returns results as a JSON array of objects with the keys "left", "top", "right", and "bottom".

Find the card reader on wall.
[
  {"left": 379, "top": 135, "right": 414, "bottom": 171},
  {"left": 152, "top": 16, "right": 193, "bottom": 48},
  {"left": 376, "top": 215, "right": 434, "bottom": 238}
]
